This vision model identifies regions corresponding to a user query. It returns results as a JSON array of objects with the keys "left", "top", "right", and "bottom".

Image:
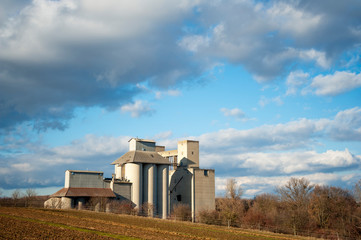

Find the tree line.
[
  {"left": 198, "top": 178, "right": 361, "bottom": 239},
  {"left": 0, "top": 189, "right": 47, "bottom": 208}
]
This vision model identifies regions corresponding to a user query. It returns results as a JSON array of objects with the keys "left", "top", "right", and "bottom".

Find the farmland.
[{"left": 0, "top": 207, "right": 316, "bottom": 240}]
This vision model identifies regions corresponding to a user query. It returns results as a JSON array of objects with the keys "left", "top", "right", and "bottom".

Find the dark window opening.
[
  {"left": 177, "top": 195, "right": 182, "bottom": 201},
  {"left": 204, "top": 170, "right": 208, "bottom": 176}
]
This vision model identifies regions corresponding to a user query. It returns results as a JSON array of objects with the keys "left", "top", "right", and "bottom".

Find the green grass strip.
[
  {"left": 188, "top": 225, "right": 292, "bottom": 240},
  {"left": 0, "top": 213, "right": 139, "bottom": 240}
]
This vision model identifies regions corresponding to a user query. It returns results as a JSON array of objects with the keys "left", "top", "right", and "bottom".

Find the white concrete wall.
[
  {"left": 65, "top": 171, "right": 70, "bottom": 188},
  {"left": 125, "top": 163, "right": 143, "bottom": 209},
  {"left": 129, "top": 139, "right": 137, "bottom": 151},
  {"left": 129, "top": 138, "right": 156, "bottom": 151},
  {"left": 115, "top": 164, "right": 122, "bottom": 179},
  {"left": 61, "top": 197, "right": 73, "bottom": 209},
  {"left": 177, "top": 140, "right": 199, "bottom": 168},
  {"left": 44, "top": 198, "right": 62, "bottom": 209}
]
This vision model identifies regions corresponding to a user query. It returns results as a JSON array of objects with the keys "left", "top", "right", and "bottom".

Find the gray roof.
[
  {"left": 111, "top": 151, "right": 170, "bottom": 165},
  {"left": 51, "top": 188, "right": 116, "bottom": 197}
]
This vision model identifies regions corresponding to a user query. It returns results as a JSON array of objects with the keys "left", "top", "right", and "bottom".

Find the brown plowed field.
[{"left": 0, "top": 207, "right": 315, "bottom": 239}]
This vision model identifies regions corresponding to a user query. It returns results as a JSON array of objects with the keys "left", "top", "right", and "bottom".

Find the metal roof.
[
  {"left": 111, "top": 151, "right": 170, "bottom": 165},
  {"left": 128, "top": 138, "right": 155, "bottom": 143},
  {"left": 66, "top": 170, "right": 103, "bottom": 174},
  {"left": 51, "top": 188, "right": 116, "bottom": 198}
]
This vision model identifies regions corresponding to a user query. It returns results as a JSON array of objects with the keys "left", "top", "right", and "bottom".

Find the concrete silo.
[
  {"left": 124, "top": 163, "right": 143, "bottom": 209},
  {"left": 111, "top": 138, "right": 170, "bottom": 218},
  {"left": 157, "top": 164, "right": 169, "bottom": 219},
  {"left": 143, "top": 163, "right": 157, "bottom": 216}
]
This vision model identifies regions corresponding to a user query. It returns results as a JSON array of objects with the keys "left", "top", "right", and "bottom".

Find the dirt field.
[{"left": 0, "top": 207, "right": 316, "bottom": 239}]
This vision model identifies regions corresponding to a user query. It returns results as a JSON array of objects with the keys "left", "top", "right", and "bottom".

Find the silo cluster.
[{"left": 112, "top": 139, "right": 170, "bottom": 218}]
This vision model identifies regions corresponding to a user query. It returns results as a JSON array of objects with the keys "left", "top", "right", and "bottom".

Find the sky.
[{"left": 0, "top": 0, "right": 361, "bottom": 198}]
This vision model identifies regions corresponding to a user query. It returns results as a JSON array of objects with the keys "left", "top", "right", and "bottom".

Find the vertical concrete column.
[
  {"left": 125, "top": 163, "right": 143, "bottom": 210},
  {"left": 162, "top": 165, "right": 169, "bottom": 219},
  {"left": 78, "top": 198, "right": 85, "bottom": 210},
  {"left": 148, "top": 164, "right": 154, "bottom": 206},
  {"left": 143, "top": 164, "right": 150, "bottom": 203},
  {"left": 144, "top": 164, "right": 157, "bottom": 216},
  {"left": 94, "top": 202, "right": 100, "bottom": 212},
  {"left": 106, "top": 203, "right": 111, "bottom": 213},
  {"left": 157, "top": 164, "right": 169, "bottom": 219},
  {"left": 191, "top": 168, "right": 195, "bottom": 222}
]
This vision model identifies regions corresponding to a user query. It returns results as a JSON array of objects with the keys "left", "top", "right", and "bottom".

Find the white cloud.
[
  {"left": 198, "top": 108, "right": 361, "bottom": 155},
  {"left": 0, "top": 0, "right": 200, "bottom": 131},
  {"left": 239, "top": 149, "right": 360, "bottom": 175},
  {"left": 10, "top": 163, "right": 33, "bottom": 172},
  {"left": 201, "top": 149, "right": 361, "bottom": 177},
  {"left": 0, "top": 134, "right": 131, "bottom": 189},
  {"left": 53, "top": 134, "right": 130, "bottom": 158},
  {"left": 155, "top": 89, "right": 181, "bottom": 99},
  {"left": 120, "top": 100, "right": 155, "bottom": 118},
  {"left": 286, "top": 70, "right": 310, "bottom": 95},
  {"left": 1, "top": 0, "right": 361, "bottom": 132},
  {"left": 310, "top": 71, "right": 361, "bottom": 96},
  {"left": 267, "top": 2, "right": 322, "bottom": 37},
  {"left": 153, "top": 131, "right": 173, "bottom": 140},
  {"left": 198, "top": 119, "right": 322, "bottom": 153},
  {"left": 327, "top": 107, "right": 361, "bottom": 141},
  {"left": 220, "top": 108, "right": 245, "bottom": 119},
  {"left": 299, "top": 49, "right": 330, "bottom": 69},
  {"left": 178, "top": 35, "right": 209, "bottom": 52},
  {"left": 259, "top": 96, "right": 284, "bottom": 107}
]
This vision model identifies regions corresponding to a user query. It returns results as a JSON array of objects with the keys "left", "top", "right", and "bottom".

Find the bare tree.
[
  {"left": 141, "top": 203, "right": 155, "bottom": 217},
  {"left": 277, "top": 177, "right": 314, "bottom": 235},
  {"left": 25, "top": 189, "right": 37, "bottom": 207},
  {"left": 171, "top": 203, "right": 191, "bottom": 221},
  {"left": 226, "top": 178, "right": 242, "bottom": 200},
  {"left": 88, "top": 197, "right": 109, "bottom": 212},
  {"left": 108, "top": 200, "right": 133, "bottom": 214},
  {"left": 218, "top": 178, "right": 245, "bottom": 227},
  {"left": 353, "top": 179, "right": 361, "bottom": 203},
  {"left": 12, "top": 189, "right": 22, "bottom": 207},
  {"left": 243, "top": 193, "right": 279, "bottom": 231}
]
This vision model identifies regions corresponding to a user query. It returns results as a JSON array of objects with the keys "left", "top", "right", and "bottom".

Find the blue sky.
[{"left": 1, "top": 0, "right": 361, "bottom": 198}]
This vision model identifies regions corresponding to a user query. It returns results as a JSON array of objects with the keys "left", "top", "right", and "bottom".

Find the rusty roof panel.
[{"left": 51, "top": 188, "right": 116, "bottom": 197}]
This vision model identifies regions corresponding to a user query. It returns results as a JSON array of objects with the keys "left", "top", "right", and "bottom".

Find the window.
[
  {"left": 177, "top": 195, "right": 182, "bottom": 201},
  {"left": 204, "top": 170, "right": 208, "bottom": 176}
]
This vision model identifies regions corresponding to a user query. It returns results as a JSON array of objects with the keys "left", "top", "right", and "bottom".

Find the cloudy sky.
[{"left": 1, "top": 0, "right": 361, "bottom": 198}]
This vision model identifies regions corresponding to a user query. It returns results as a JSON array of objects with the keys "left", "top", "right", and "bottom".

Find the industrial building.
[{"left": 45, "top": 138, "right": 215, "bottom": 221}]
